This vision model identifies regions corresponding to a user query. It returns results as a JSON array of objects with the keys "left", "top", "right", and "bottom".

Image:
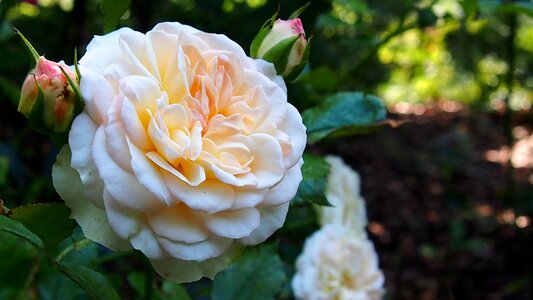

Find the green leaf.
[
  {"left": 250, "top": 24, "right": 272, "bottom": 58},
  {"left": 13, "top": 27, "right": 40, "bottom": 67},
  {"left": 291, "top": 153, "right": 330, "bottom": 206},
  {"left": 288, "top": 2, "right": 310, "bottom": 19},
  {"left": 160, "top": 281, "right": 191, "bottom": 300},
  {"left": 101, "top": 0, "right": 131, "bottom": 33},
  {"left": 212, "top": 244, "right": 286, "bottom": 300},
  {"left": 302, "top": 92, "right": 386, "bottom": 144},
  {"left": 0, "top": 231, "right": 40, "bottom": 299},
  {"left": 0, "top": 215, "right": 44, "bottom": 248},
  {"left": 57, "top": 262, "right": 120, "bottom": 300},
  {"left": 9, "top": 203, "right": 76, "bottom": 249},
  {"left": 261, "top": 36, "right": 299, "bottom": 75}
]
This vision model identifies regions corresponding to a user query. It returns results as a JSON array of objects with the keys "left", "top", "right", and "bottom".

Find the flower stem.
[{"left": 54, "top": 238, "right": 92, "bottom": 262}]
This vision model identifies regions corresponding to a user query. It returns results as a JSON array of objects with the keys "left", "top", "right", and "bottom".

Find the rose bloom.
[
  {"left": 317, "top": 156, "right": 368, "bottom": 238},
  {"left": 292, "top": 225, "right": 385, "bottom": 300},
  {"left": 19, "top": 57, "right": 78, "bottom": 133},
  {"left": 52, "top": 22, "right": 306, "bottom": 282}
]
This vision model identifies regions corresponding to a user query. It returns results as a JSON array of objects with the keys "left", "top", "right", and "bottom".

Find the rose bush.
[
  {"left": 52, "top": 22, "right": 306, "bottom": 283},
  {"left": 291, "top": 225, "right": 384, "bottom": 300}
]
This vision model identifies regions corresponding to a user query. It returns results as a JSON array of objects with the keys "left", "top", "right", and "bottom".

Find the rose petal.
[
  {"left": 128, "top": 139, "right": 173, "bottom": 206},
  {"left": 278, "top": 104, "right": 307, "bottom": 168},
  {"left": 52, "top": 146, "right": 130, "bottom": 251},
  {"left": 150, "top": 243, "right": 242, "bottom": 283},
  {"left": 68, "top": 113, "right": 104, "bottom": 208},
  {"left": 157, "top": 235, "right": 232, "bottom": 261},
  {"left": 103, "top": 190, "right": 167, "bottom": 259},
  {"left": 230, "top": 188, "right": 267, "bottom": 210},
  {"left": 104, "top": 99, "right": 133, "bottom": 172},
  {"left": 93, "top": 127, "right": 164, "bottom": 211},
  {"left": 203, "top": 207, "right": 260, "bottom": 239},
  {"left": 262, "top": 159, "right": 303, "bottom": 206},
  {"left": 149, "top": 204, "right": 208, "bottom": 243},
  {"left": 163, "top": 172, "right": 235, "bottom": 213},
  {"left": 238, "top": 202, "right": 289, "bottom": 245},
  {"left": 247, "top": 133, "right": 284, "bottom": 189},
  {"left": 121, "top": 99, "right": 152, "bottom": 150}
]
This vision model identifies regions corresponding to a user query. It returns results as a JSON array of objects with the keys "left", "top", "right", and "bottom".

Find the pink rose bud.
[
  {"left": 251, "top": 17, "right": 310, "bottom": 81},
  {"left": 19, "top": 57, "right": 80, "bottom": 133}
]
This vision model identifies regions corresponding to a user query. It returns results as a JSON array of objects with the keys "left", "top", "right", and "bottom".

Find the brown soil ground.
[{"left": 322, "top": 106, "right": 533, "bottom": 299}]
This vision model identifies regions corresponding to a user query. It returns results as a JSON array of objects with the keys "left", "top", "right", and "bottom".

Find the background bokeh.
[{"left": 0, "top": 0, "right": 532, "bottom": 299}]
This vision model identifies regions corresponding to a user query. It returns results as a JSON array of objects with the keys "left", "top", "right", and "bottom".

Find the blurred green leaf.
[
  {"left": 212, "top": 244, "right": 286, "bottom": 300},
  {"left": 102, "top": 0, "right": 131, "bottom": 33},
  {"left": 0, "top": 155, "right": 8, "bottom": 186},
  {"left": 0, "top": 232, "right": 40, "bottom": 300},
  {"left": 479, "top": 1, "right": 533, "bottom": 17},
  {"left": 0, "top": 75, "right": 21, "bottom": 107},
  {"left": 300, "top": 66, "right": 339, "bottom": 93},
  {"left": 0, "top": 215, "right": 44, "bottom": 249},
  {"left": 38, "top": 265, "right": 88, "bottom": 300},
  {"left": 9, "top": 203, "right": 76, "bottom": 249},
  {"left": 291, "top": 153, "right": 330, "bottom": 206},
  {"left": 57, "top": 262, "right": 120, "bottom": 300},
  {"left": 160, "top": 281, "right": 191, "bottom": 300},
  {"left": 302, "top": 92, "right": 387, "bottom": 144},
  {"left": 130, "top": 271, "right": 190, "bottom": 300},
  {"left": 460, "top": 0, "right": 479, "bottom": 18}
]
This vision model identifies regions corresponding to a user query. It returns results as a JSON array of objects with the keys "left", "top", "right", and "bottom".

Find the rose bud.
[
  {"left": 18, "top": 57, "right": 81, "bottom": 133},
  {"left": 251, "top": 16, "right": 310, "bottom": 82}
]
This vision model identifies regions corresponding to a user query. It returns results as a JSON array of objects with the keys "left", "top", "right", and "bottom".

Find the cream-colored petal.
[
  {"left": 204, "top": 208, "right": 260, "bottom": 239},
  {"left": 149, "top": 204, "right": 208, "bottom": 244},
  {"left": 247, "top": 133, "right": 285, "bottom": 189},
  {"left": 52, "top": 146, "right": 130, "bottom": 251},
  {"left": 278, "top": 104, "right": 307, "bottom": 168},
  {"left": 262, "top": 160, "right": 303, "bottom": 206},
  {"left": 68, "top": 113, "right": 104, "bottom": 208},
  {"left": 230, "top": 188, "right": 267, "bottom": 210},
  {"left": 103, "top": 190, "right": 168, "bottom": 259},
  {"left": 150, "top": 243, "right": 243, "bottom": 283},
  {"left": 238, "top": 202, "right": 289, "bottom": 245},
  {"left": 128, "top": 139, "right": 173, "bottom": 206},
  {"left": 163, "top": 173, "right": 235, "bottom": 214},
  {"left": 121, "top": 99, "right": 152, "bottom": 150},
  {"left": 104, "top": 99, "right": 133, "bottom": 172},
  {"left": 93, "top": 127, "right": 164, "bottom": 211},
  {"left": 157, "top": 235, "right": 232, "bottom": 261}
]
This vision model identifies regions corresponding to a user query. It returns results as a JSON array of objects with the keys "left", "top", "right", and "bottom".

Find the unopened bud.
[
  {"left": 251, "top": 17, "right": 310, "bottom": 82},
  {"left": 19, "top": 57, "right": 80, "bottom": 133}
]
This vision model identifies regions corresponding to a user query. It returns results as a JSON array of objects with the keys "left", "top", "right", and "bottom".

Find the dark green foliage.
[
  {"left": 291, "top": 153, "right": 330, "bottom": 206},
  {"left": 303, "top": 92, "right": 387, "bottom": 144},
  {"left": 212, "top": 244, "right": 286, "bottom": 300},
  {"left": 9, "top": 203, "right": 76, "bottom": 249},
  {"left": 57, "top": 262, "right": 121, "bottom": 300}
]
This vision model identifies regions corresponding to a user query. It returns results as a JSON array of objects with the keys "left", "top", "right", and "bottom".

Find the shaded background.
[{"left": 0, "top": 0, "right": 532, "bottom": 299}]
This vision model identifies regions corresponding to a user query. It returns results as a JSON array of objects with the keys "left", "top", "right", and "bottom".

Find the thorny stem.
[{"left": 54, "top": 238, "right": 92, "bottom": 262}]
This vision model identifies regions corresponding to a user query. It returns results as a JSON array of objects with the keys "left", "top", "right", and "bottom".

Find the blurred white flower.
[
  {"left": 317, "top": 155, "right": 367, "bottom": 238},
  {"left": 292, "top": 225, "right": 385, "bottom": 300}
]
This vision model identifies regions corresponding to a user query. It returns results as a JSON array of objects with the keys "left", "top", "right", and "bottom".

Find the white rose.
[
  {"left": 52, "top": 22, "right": 306, "bottom": 283},
  {"left": 317, "top": 155, "right": 368, "bottom": 238},
  {"left": 292, "top": 225, "right": 385, "bottom": 300}
]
